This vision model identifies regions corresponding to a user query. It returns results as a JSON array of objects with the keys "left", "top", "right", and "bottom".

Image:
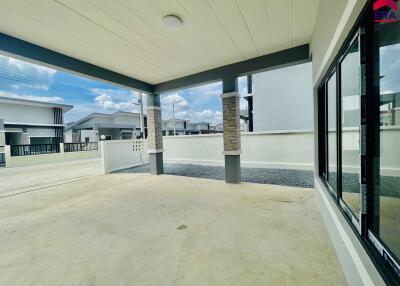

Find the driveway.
[{"left": 0, "top": 158, "right": 103, "bottom": 195}]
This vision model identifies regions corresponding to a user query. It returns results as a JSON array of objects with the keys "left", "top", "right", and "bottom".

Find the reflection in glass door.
[
  {"left": 327, "top": 73, "right": 337, "bottom": 195},
  {"left": 374, "top": 20, "right": 400, "bottom": 262},
  {"left": 341, "top": 39, "right": 361, "bottom": 218}
]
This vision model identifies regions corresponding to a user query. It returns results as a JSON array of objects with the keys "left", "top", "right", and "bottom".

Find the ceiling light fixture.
[{"left": 162, "top": 15, "right": 183, "bottom": 31}]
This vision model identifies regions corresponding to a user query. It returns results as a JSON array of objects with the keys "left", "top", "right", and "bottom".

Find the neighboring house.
[
  {"left": 252, "top": 62, "right": 313, "bottom": 131},
  {"left": 186, "top": 122, "right": 211, "bottom": 134},
  {"left": 65, "top": 111, "right": 145, "bottom": 143},
  {"left": 162, "top": 118, "right": 188, "bottom": 135},
  {"left": 0, "top": 96, "right": 72, "bottom": 146},
  {"left": 213, "top": 123, "right": 223, "bottom": 132},
  {"left": 163, "top": 119, "right": 216, "bottom": 135}
]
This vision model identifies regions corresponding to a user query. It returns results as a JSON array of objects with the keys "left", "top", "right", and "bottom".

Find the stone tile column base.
[
  {"left": 147, "top": 94, "right": 164, "bottom": 175},
  {"left": 221, "top": 91, "right": 241, "bottom": 183}
]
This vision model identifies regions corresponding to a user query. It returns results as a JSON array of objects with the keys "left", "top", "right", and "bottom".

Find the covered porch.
[{"left": 0, "top": 0, "right": 393, "bottom": 285}]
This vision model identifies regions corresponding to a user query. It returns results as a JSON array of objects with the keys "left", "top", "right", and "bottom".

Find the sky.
[{"left": 0, "top": 55, "right": 249, "bottom": 125}]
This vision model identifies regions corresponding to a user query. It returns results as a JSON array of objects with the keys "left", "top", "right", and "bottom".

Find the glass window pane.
[
  {"left": 341, "top": 40, "right": 361, "bottom": 217},
  {"left": 376, "top": 21, "right": 400, "bottom": 260},
  {"left": 327, "top": 73, "right": 337, "bottom": 194}
]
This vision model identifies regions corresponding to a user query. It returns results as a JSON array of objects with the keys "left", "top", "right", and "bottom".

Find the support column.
[
  {"left": 222, "top": 77, "right": 241, "bottom": 183},
  {"left": 0, "top": 119, "right": 5, "bottom": 148},
  {"left": 247, "top": 74, "right": 254, "bottom": 132},
  {"left": 147, "top": 93, "right": 164, "bottom": 175}
]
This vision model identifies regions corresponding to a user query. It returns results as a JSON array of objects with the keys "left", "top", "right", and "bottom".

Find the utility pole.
[
  {"left": 139, "top": 93, "right": 145, "bottom": 138},
  {"left": 172, "top": 103, "right": 176, "bottom": 136}
]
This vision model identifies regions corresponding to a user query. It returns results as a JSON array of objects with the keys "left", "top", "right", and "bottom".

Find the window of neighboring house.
[
  {"left": 85, "top": 137, "right": 89, "bottom": 144},
  {"left": 120, "top": 130, "right": 132, "bottom": 140},
  {"left": 105, "top": 135, "right": 112, "bottom": 141}
]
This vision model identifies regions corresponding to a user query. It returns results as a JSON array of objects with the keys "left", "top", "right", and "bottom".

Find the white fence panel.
[
  {"left": 101, "top": 139, "right": 148, "bottom": 174},
  {"left": 164, "top": 131, "right": 314, "bottom": 170}
]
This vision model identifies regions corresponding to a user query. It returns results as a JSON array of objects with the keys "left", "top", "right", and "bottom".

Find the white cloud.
[
  {"left": 162, "top": 93, "right": 189, "bottom": 109},
  {"left": 11, "top": 83, "right": 50, "bottom": 91},
  {"left": 192, "top": 109, "right": 222, "bottom": 123},
  {"left": 92, "top": 88, "right": 143, "bottom": 112},
  {"left": 161, "top": 84, "right": 224, "bottom": 124},
  {"left": 187, "top": 82, "right": 222, "bottom": 97},
  {"left": 0, "top": 55, "right": 57, "bottom": 78},
  {"left": 0, "top": 91, "right": 63, "bottom": 103}
]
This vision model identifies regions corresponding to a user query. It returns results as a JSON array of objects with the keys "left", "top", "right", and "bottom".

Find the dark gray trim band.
[
  {"left": 0, "top": 32, "right": 153, "bottom": 93},
  {"left": 0, "top": 33, "right": 309, "bottom": 95},
  {"left": 154, "top": 44, "right": 310, "bottom": 93}
]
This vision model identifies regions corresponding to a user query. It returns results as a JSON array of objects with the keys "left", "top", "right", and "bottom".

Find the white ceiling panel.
[
  {"left": 0, "top": 0, "right": 319, "bottom": 85},
  {"left": 293, "top": 0, "right": 320, "bottom": 46},
  {"left": 236, "top": 0, "right": 275, "bottom": 55}
]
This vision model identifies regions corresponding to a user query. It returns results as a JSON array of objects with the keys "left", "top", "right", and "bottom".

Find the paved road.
[{"left": 0, "top": 158, "right": 103, "bottom": 195}]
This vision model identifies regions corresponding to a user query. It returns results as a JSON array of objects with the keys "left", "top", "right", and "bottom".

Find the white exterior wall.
[
  {"left": 64, "top": 129, "right": 73, "bottom": 143},
  {"left": 311, "top": 0, "right": 367, "bottom": 84},
  {"left": 80, "top": 129, "right": 97, "bottom": 142},
  {"left": 85, "top": 116, "right": 112, "bottom": 125},
  {"left": 0, "top": 102, "right": 54, "bottom": 125},
  {"left": 253, "top": 63, "right": 313, "bottom": 131},
  {"left": 111, "top": 114, "right": 140, "bottom": 125},
  {"left": 26, "top": 128, "right": 55, "bottom": 138}
]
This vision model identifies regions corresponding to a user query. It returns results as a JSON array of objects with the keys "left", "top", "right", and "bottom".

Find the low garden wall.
[
  {"left": 101, "top": 139, "right": 148, "bottom": 174},
  {"left": 163, "top": 130, "right": 315, "bottom": 170},
  {"left": 164, "top": 127, "right": 400, "bottom": 176},
  {"left": 4, "top": 143, "right": 101, "bottom": 168}
]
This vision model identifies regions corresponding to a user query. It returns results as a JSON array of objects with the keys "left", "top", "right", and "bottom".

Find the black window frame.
[{"left": 317, "top": 2, "right": 400, "bottom": 284}]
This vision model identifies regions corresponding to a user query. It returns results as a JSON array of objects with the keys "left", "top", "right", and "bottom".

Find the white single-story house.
[
  {"left": 0, "top": 96, "right": 72, "bottom": 145},
  {"left": 162, "top": 118, "right": 214, "bottom": 135},
  {"left": 65, "top": 111, "right": 144, "bottom": 143}
]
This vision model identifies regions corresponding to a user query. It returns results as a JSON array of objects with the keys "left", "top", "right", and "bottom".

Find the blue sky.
[{"left": 0, "top": 55, "right": 248, "bottom": 124}]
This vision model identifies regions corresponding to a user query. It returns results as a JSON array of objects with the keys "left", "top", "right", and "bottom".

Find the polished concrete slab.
[{"left": 0, "top": 173, "right": 346, "bottom": 286}]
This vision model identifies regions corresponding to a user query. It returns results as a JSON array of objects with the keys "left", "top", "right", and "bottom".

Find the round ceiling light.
[{"left": 162, "top": 15, "right": 183, "bottom": 31}]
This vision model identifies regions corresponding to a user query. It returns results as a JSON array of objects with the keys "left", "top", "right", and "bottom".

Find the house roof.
[
  {"left": 163, "top": 118, "right": 189, "bottom": 123},
  {"left": 66, "top": 111, "right": 143, "bottom": 131},
  {"left": 0, "top": 96, "right": 73, "bottom": 112}
]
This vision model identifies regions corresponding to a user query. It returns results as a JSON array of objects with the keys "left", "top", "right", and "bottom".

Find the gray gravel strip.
[{"left": 114, "top": 163, "right": 315, "bottom": 188}]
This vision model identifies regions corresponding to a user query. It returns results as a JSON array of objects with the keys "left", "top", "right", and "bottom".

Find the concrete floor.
[
  {"left": 0, "top": 173, "right": 346, "bottom": 286},
  {"left": 0, "top": 158, "right": 103, "bottom": 195}
]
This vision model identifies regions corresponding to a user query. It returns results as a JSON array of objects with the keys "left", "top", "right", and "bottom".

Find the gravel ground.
[{"left": 115, "top": 163, "right": 315, "bottom": 188}]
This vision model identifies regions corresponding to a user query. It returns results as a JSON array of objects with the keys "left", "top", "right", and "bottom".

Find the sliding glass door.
[
  {"left": 340, "top": 39, "right": 361, "bottom": 219},
  {"left": 318, "top": 10, "right": 400, "bottom": 281}
]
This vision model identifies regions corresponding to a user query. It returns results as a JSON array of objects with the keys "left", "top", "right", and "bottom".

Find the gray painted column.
[
  {"left": 147, "top": 94, "right": 164, "bottom": 175},
  {"left": 0, "top": 119, "right": 5, "bottom": 147},
  {"left": 222, "top": 77, "right": 241, "bottom": 183},
  {"left": 22, "top": 127, "right": 30, "bottom": 145}
]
